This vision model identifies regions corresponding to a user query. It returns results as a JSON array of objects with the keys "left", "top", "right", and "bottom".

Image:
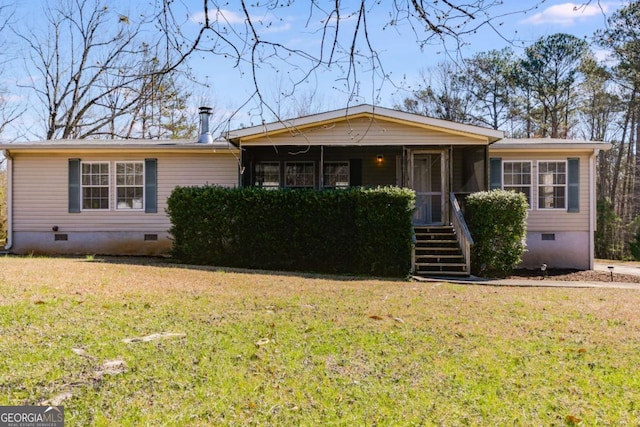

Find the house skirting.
[
  {"left": 11, "top": 231, "right": 171, "bottom": 256},
  {"left": 520, "top": 231, "right": 589, "bottom": 270}
]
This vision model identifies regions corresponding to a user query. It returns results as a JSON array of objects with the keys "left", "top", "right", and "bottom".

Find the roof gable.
[{"left": 226, "top": 104, "right": 504, "bottom": 145}]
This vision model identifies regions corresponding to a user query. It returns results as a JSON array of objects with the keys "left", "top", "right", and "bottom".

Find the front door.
[{"left": 412, "top": 152, "right": 445, "bottom": 225}]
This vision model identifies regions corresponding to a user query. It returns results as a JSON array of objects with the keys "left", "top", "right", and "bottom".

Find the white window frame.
[
  {"left": 323, "top": 161, "right": 350, "bottom": 189},
  {"left": 537, "top": 160, "right": 567, "bottom": 210},
  {"left": 503, "top": 160, "right": 532, "bottom": 208},
  {"left": 81, "top": 161, "right": 110, "bottom": 211},
  {"left": 285, "top": 161, "right": 315, "bottom": 189},
  {"left": 115, "top": 161, "right": 145, "bottom": 211},
  {"left": 255, "top": 162, "right": 281, "bottom": 189}
]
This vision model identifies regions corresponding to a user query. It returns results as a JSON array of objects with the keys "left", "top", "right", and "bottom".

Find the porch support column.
[
  {"left": 448, "top": 145, "right": 453, "bottom": 195},
  {"left": 402, "top": 147, "right": 409, "bottom": 188},
  {"left": 446, "top": 146, "right": 452, "bottom": 224},
  {"left": 319, "top": 145, "right": 324, "bottom": 189},
  {"left": 484, "top": 145, "right": 490, "bottom": 191},
  {"left": 238, "top": 141, "right": 244, "bottom": 187}
]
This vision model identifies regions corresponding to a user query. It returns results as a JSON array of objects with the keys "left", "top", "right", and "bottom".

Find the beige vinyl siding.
[
  {"left": 490, "top": 151, "right": 591, "bottom": 232},
  {"left": 12, "top": 152, "right": 238, "bottom": 233},
  {"left": 243, "top": 117, "right": 487, "bottom": 146}
]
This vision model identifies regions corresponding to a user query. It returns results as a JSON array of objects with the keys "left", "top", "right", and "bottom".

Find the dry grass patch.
[{"left": 1, "top": 256, "right": 639, "bottom": 425}]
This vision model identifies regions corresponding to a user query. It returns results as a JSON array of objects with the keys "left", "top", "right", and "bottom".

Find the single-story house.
[{"left": 0, "top": 104, "right": 610, "bottom": 275}]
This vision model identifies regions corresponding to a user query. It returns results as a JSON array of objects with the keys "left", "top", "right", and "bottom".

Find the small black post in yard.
[
  {"left": 541, "top": 263, "right": 547, "bottom": 279},
  {"left": 608, "top": 265, "right": 614, "bottom": 282}
]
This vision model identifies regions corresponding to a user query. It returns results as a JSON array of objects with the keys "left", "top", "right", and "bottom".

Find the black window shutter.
[
  {"left": 489, "top": 158, "right": 502, "bottom": 190},
  {"left": 68, "top": 158, "right": 81, "bottom": 213},
  {"left": 567, "top": 158, "right": 579, "bottom": 212},
  {"left": 349, "top": 159, "right": 362, "bottom": 187},
  {"left": 145, "top": 158, "right": 158, "bottom": 213}
]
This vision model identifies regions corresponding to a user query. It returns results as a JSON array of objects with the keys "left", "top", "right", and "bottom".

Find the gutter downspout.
[
  {"left": 589, "top": 150, "right": 598, "bottom": 270},
  {"left": 3, "top": 150, "right": 12, "bottom": 251}
]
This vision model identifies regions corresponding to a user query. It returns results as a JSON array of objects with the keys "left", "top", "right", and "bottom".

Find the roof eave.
[
  {"left": 0, "top": 144, "right": 240, "bottom": 154},
  {"left": 490, "top": 142, "right": 612, "bottom": 151}
]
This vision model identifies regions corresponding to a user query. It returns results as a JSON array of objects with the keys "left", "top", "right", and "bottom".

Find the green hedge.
[
  {"left": 166, "top": 186, "right": 415, "bottom": 277},
  {"left": 465, "top": 190, "right": 528, "bottom": 277}
]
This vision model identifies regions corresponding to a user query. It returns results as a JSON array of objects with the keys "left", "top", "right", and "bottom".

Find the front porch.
[
  {"left": 227, "top": 104, "right": 504, "bottom": 277},
  {"left": 241, "top": 145, "right": 482, "bottom": 276}
]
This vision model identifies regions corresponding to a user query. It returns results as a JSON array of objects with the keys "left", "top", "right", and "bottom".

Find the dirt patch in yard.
[{"left": 505, "top": 268, "right": 640, "bottom": 283}]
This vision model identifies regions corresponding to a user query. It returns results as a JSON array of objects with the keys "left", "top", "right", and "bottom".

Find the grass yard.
[{"left": 1, "top": 256, "right": 639, "bottom": 426}]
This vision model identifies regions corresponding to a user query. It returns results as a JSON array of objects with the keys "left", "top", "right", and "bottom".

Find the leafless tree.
[
  {"left": 16, "top": 0, "right": 190, "bottom": 140},
  {"left": 0, "top": 2, "right": 22, "bottom": 141},
  {"left": 157, "top": 1, "right": 549, "bottom": 124},
  {"left": 9, "top": 1, "right": 602, "bottom": 140},
  {"left": 397, "top": 63, "right": 475, "bottom": 123}
]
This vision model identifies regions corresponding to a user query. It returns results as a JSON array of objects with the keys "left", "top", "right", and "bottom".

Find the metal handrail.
[{"left": 449, "top": 193, "right": 473, "bottom": 274}]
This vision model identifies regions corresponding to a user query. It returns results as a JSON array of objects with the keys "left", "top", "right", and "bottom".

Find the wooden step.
[
  {"left": 416, "top": 260, "right": 465, "bottom": 266},
  {"left": 416, "top": 254, "right": 465, "bottom": 260},
  {"left": 415, "top": 262, "right": 466, "bottom": 268},
  {"left": 414, "top": 228, "right": 455, "bottom": 234},
  {"left": 416, "top": 239, "right": 458, "bottom": 248},
  {"left": 416, "top": 270, "right": 470, "bottom": 277},
  {"left": 415, "top": 245, "right": 460, "bottom": 251}
]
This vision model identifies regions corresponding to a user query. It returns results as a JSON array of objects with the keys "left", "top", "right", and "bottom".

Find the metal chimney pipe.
[{"left": 198, "top": 106, "right": 213, "bottom": 144}]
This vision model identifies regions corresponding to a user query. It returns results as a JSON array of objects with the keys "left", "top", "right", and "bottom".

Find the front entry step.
[{"left": 414, "top": 226, "right": 469, "bottom": 277}]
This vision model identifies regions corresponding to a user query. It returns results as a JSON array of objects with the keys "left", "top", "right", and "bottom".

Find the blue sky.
[
  {"left": 177, "top": 0, "right": 622, "bottom": 128},
  {"left": 0, "top": 1, "right": 625, "bottom": 138}
]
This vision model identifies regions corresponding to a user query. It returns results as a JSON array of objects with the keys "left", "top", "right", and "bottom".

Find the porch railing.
[{"left": 449, "top": 193, "right": 474, "bottom": 275}]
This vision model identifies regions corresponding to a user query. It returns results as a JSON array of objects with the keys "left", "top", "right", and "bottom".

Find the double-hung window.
[
  {"left": 81, "top": 162, "right": 110, "bottom": 210},
  {"left": 285, "top": 162, "right": 314, "bottom": 188},
  {"left": 323, "top": 162, "right": 350, "bottom": 189},
  {"left": 538, "top": 161, "right": 566, "bottom": 209},
  {"left": 116, "top": 162, "right": 144, "bottom": 210},
  {"left": 71, "top": 159, "right": 156, "bottom": 213},
  {"left": 503, "top": 161, "right": 531, "bottom": 206}
]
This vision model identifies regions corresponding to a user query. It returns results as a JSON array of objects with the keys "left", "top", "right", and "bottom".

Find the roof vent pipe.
[{"left": 198, "top": 106, "right": 213, "bottom": 144}]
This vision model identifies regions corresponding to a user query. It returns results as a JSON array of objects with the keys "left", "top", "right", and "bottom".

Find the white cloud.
[
  {"left": 189, "top": 8, "right": 292, "bottom": 35},
  {"left": 521, "top": 2, "right": 610, "bottom": 26},
  {"left": 190, "top": 9, "right": 247, "bottom": 25},
  {"left": 593, "top": 48, "right": 619, "bottom": 66},
  {"left": 260, "top": 22, "right": 292, "bottom": 34}
]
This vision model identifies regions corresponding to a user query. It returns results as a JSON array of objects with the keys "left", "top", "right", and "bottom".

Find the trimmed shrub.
[
  {"left": 465, "top": 190, "right": 528, "bottom": 277},
  {"left": 166, "top": 186, "right": 415, "bottom": 277}
]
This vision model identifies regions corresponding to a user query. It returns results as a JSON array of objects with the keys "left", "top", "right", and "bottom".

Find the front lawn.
[{"left": 1, "top": 256, "right": 639, "bottom": 425}]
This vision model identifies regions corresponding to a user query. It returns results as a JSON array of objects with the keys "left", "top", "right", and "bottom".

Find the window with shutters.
[
  {"left": 115, "top": 162, "right": 144, "bottom": 210},
  {"left": 81, "top": 162, "right": 110, "bottom": 210},
  {"left": 77, "top": 161, "right": 151, "bottom": 212},
  {"left": 538, "top": 161, "right": 566, "bottom": 209},
  {"left": 503, "top": 161, "right": 532, "bottom": 206}
]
